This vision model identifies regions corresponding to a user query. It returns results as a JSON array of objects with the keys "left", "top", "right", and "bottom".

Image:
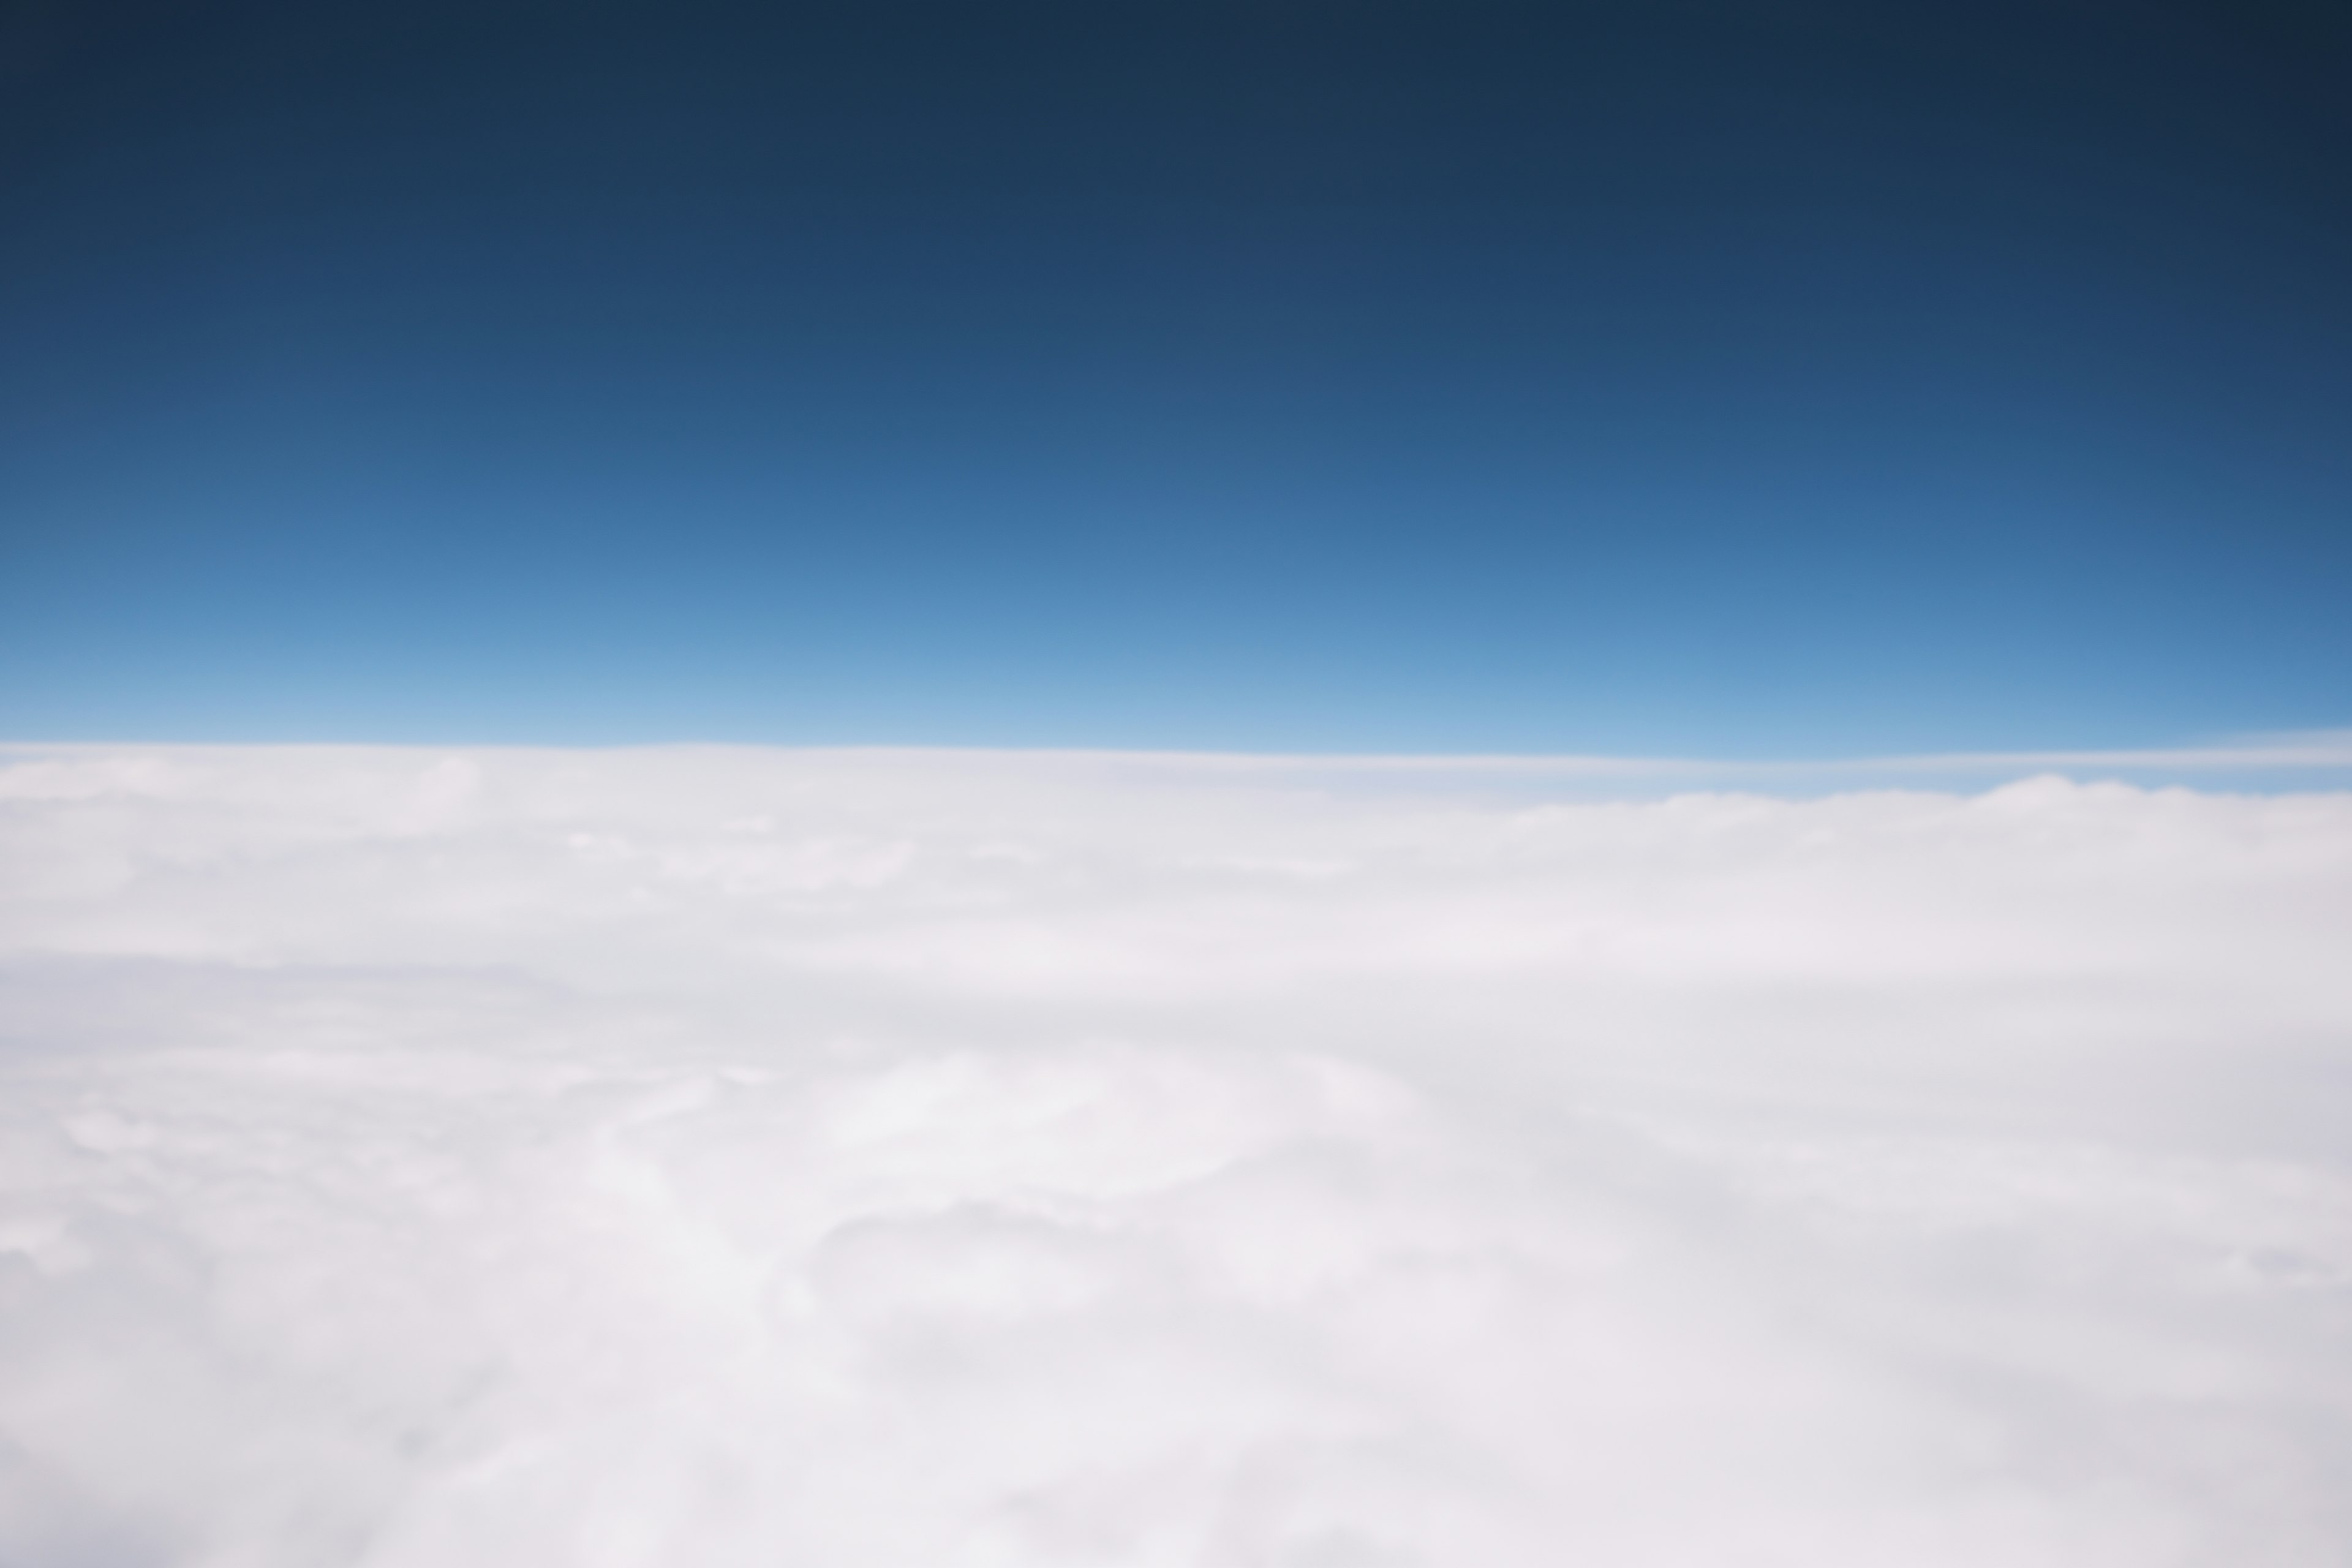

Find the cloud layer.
[{"left": 2, "top": 747, "right": 2348, "bottom": 1565}]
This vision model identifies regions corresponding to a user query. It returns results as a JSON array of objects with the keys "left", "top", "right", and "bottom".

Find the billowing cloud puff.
[{"left": 1, "top": 747, "right": 2348, "bottom": 1565}]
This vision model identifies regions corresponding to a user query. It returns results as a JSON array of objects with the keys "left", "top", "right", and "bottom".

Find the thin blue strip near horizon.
[{"left": 6, "top": 735, "right": 2350, "bottom": 800}]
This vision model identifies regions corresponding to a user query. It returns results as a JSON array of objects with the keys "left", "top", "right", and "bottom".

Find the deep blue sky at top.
[{"left": 2, "top": 0, "right": 2346, "bottom": 752}]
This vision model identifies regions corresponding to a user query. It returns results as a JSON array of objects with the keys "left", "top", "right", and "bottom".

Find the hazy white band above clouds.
[{"left": 2, "top": 746, "right": 2348, "bottom": 1566}]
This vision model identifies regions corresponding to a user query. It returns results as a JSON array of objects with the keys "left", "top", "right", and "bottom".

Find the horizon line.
[{"left": 5, "top": 731, "right": 2351, "bottom": 778}]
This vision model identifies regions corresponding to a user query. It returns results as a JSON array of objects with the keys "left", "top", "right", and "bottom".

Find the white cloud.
[{"left": 1, "top": 746, "right": 2348, "bottom": 1565}]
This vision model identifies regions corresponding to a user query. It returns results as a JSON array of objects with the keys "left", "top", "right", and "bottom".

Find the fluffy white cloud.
[{"left": 1, "top": 745, "right": 2348, "bottom": 1565}]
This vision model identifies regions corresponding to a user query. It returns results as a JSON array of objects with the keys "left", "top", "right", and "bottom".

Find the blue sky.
[{"left": 3, "top": 0, "right": 2347, "bottom": 753}]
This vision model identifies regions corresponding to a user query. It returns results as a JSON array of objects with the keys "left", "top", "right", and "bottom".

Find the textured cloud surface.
[{"left": 2, "top": 747, "right": 2348, "bottom": 1566}]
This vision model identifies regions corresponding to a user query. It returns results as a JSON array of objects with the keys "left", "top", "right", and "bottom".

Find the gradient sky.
[{"left": 3, "top": 0, "right": 2347, "bottom": 752}]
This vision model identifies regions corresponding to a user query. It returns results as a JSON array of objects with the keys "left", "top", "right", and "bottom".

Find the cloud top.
[{"left": 2, "top": 747, "right": 2348, "bottom": 1565}]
